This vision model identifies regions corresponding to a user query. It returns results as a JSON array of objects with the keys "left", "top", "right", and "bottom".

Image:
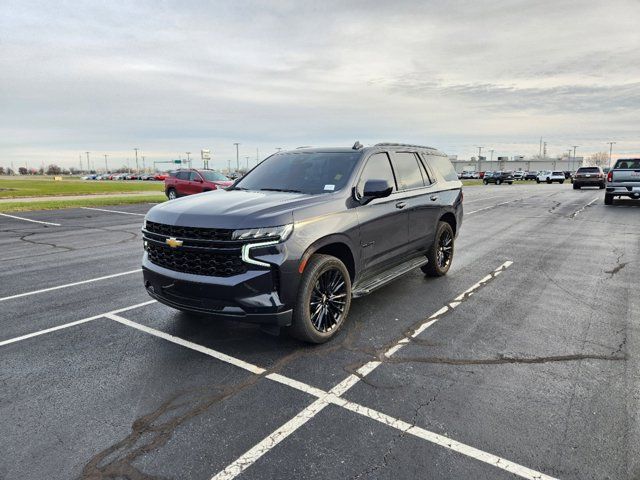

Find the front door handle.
[
  {"left": 395, "top": 201, "right": 406, "bottom": 209},
  {"left": 430, "top": 195, "right": 438, "bottom": 201}
]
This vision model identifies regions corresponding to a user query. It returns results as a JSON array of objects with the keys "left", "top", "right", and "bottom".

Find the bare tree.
[
  {"left": 46, "top": 164, "right": 62, "bottom": 175},
  {"left": 587, "top": 152, "right": 610, "bottom": 167}
]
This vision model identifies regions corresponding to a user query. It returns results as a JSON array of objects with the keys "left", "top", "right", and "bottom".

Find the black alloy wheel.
[
  {"left": 309, "top": 268, "right": 347, "bottom": 333},
  {"left": 290, "top": 254, "right": 352, "bottom": 343},
  {"left": 422, "top": 221, "right": 455, "bottom": 277}
]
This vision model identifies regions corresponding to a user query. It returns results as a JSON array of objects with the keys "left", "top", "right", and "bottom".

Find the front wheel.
[
  {"left": 289, "top": 254, "right": 352, "bottom": 343},
  {"left": 573, "top": 183, "right": 580, "bottom": 190},
  {"left": 559, "top": 180, "right": 564, "bottom": 184},
  {"left": 167, "top": 188, "right": 178, "bottom": 200},
  {"left": 483, "top": 180, "right": 488, "bottom": 185},
  {"left": 421, "top": 221, "right": 455, "bottom": 277},
  {"left": 536, "top": 178, "right": 541, "bottom": 184},
  {"left": 496, "top": 179, "right": 502, "bottom": 185}
]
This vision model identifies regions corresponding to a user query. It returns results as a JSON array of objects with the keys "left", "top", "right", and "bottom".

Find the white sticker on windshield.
[{"left": 324, "top": 184, "right": 335, "bottom": 191}]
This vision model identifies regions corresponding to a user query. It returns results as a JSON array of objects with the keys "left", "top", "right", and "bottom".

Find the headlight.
[{"left": 232, "top": 224, "right": 293, "bottom": 242}]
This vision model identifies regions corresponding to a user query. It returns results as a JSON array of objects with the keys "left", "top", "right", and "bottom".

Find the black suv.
[
  {"left": 483, "top": 171, "right": 514, "bottom": 185},
  {"left": 142, "top": 143, "right": 463, "bottom": 343}
]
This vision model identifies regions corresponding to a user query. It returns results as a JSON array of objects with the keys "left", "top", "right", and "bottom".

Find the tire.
[
  {"left": 573, "top": 183, "right": 580, "bottom": 190},
  {"left": 604, "top": 194, "right": 613, "bottom": 205},
  {"left": 536, "top": 178, "right": 541, "bottom": 184},
  {"left": 483, "top": 180, "right": 488, "bottom": 185},
  {"left": 496, "top": 179, "right": 502, "bottom": 185},
  {"left": 167, "top": 188, "right": 178, "bottom": 200},
  {"left": 421, "top": 221, "right": 455, "bottom": 277},
  {"left": 546, "top": 179, "right": 551, "bottom": 184},
  {"left": 289, "top": 254, "right": 352, "bottom": 344},
  {"left": 508, "top": 181, "right": 513, "bottom": 185},
  {"left": 599, "top": 182, "right": 605, "bottom": 189},
  {"left": 559, "top": 180, "right": 564, "bottom": 184}
]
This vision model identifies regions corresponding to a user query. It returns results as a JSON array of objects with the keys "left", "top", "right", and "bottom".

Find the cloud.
[{"left": 1, "top": 0, "right": 639, "bottom": 167}]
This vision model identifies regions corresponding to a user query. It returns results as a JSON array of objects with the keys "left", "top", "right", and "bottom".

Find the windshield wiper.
[{"left": 259, "top": 188, "right": 303, "bottom": 193}]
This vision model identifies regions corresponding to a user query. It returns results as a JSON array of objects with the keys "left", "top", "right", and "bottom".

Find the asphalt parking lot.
[{"left": 1, "top": 185, "right": 638, "bottom": 480}]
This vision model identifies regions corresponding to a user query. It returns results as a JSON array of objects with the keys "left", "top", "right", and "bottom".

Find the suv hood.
[{"left": 146, "top": 189, "right": 330, "bottom": 229}]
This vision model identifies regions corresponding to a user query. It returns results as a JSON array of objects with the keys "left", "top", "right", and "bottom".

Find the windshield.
[
  {"left": 233, "top": 151, "right": 361, "bottom": 194},
  {"left": 200, "top": 170, "right": 229, "bottom": 182}
]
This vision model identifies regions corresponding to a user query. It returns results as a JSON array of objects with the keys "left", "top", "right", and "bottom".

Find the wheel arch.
[{"left": 300, "top": 236, "right": 357, "bottom": 283}]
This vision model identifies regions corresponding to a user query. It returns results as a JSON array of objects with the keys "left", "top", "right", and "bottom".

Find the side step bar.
[{"left": 352, "top": 257, "right": 428, "bottom": 298}]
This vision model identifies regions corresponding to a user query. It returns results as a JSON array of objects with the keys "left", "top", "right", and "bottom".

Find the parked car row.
[{"left": 82, "top": 172, "right": 169, "bottom": 181}]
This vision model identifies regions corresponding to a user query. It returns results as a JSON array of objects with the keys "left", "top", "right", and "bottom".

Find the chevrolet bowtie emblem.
[{"left": 165, "top": 237, "right": 183, "bottom": 248}]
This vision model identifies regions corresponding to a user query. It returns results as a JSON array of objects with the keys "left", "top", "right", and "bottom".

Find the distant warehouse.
[{"left": 452, "top": 156, "right": 584, "bottom": 173}]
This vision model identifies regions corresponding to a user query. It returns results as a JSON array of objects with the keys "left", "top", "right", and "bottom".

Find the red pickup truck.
[{"left": 164, "top": 169, "right": 233, "bottom": 200}]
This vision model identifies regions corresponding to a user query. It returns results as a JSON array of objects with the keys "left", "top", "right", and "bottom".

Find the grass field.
[
  {"left": 0, "top": 176, "right": 163, "bottom": 198},
  {"left": 0, "top": 193, "right": 166, "bottom": 213}
]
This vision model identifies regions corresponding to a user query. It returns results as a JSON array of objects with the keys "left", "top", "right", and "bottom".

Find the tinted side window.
[
  {"left": 189, "top": 171, "right": 200, "bottom": 181},
  {"left": 176, "top": 171, "right": 189, "bottom": 180},
  {"left": 390, "top": 152, "right": 424, "bottom": 190},
  {"left": 357, "top": 152, "right": 396, "bottom": 196},
  {"left": 424, "top": 155, "right": 458, "bottom": 182}
]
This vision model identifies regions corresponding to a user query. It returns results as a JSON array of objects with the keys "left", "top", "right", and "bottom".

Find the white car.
[
  {"left": 536, "top": 170, "right": 565, "bottom": 184},
  {"left": 513, "top": 171, "right": 525, "bottom": 180}
]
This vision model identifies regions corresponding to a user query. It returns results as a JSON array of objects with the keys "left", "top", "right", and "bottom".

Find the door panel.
[{"left": 354, "top": 152, "right": 409, "bottom": 274}]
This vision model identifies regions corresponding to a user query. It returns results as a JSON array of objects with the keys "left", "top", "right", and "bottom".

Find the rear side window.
[
  {"left": 390, "top": 152, "right": 425, "bottom": 190},
  {"left": 357, "top": 152, "right": 396, "bottom": 196},
  {"left": 175, "top": 171, "right": 189, "bottom": 180},
  {"left": 423, "top": 154, "right": 458, "bottom": 182}
]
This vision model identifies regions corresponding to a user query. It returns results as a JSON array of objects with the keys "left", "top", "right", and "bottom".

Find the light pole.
[
  {"left": 85, "top": 152, "right": 91, "bottom": 172},
  {"left": 104, "top": 154, "right": 109, "bottom": 172},
  {"left": 234, "top": 143, "right": 240, "bottom": 172},
  {"left": 476, "top": 146, "right": 483, "bottom": 172},
  {"left": 142, "top": 156, "right": 146, "bottom": 172},
  {"left": 245, "top": 155, "right": 249, "bottom": 171},
  {"left": 186, "top": 152, "right": 191, "bottom": 168},
  {"left": 607, "top": 141, "right": 616, "bottom": 168},
  {"left": 134, "top": 148, "right": 139, "bottom": 172},
  {"left": 79, "top": 153, "right": 83, "bottom": 172}
]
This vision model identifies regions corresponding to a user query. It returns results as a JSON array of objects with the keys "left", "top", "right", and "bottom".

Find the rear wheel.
[
  {"left": 546, "top": 179, "right": 552, "bottom": 184},
  {"left": 167, "top": 188, "right": 178, "bottom": 200},
  {"left": 573, "top": 183, "right": 581, "bottom": 190},
  {"left": 604, "top": 194, "right": 613, "bottom": 205},
  {"left": 559, "top": 180, "right": 564, "bottom": 184},
  {"left": 599, "top": 182, "right": 605, "bottom": 189},
  {"left": 289, "top": 254, "right": 352, "bottom": 343},
  {"left": 421, "top": 221, "right": 454, "bottom": 277}
]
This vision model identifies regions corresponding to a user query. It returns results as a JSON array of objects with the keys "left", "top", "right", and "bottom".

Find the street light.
[
  {"left": 104, "top": 154, "right": 109, "bottom": 173},
  {"left": 233, "top": 143, "right": 240, "bottom": 172},
  {"left": 186, "top": 152, "right": 191, "bottom": 168},
  {"left": 607, "top": 141, "right": 616, "bottom": 168},
  {"left": 134, "top": 148, "right": 139, "bottom": 173},
  {"left": 85, "top": 152, "right": 91, "bottom": 172},
  {"left": 476, "top": 146, "right": 484, "bottom": 172},
  {"left": 572, "top": 146, "right": 579, "bottom": 170}
]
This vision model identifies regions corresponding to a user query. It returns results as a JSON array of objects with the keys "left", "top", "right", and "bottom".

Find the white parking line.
[
  {"left": 212, "top": 262, "right": 545, "bottom": 480},
  {"left": 571, "top": 196, "right": 600, "bottom": 217},
  {"left": 0, "top": 269, "right": 142, "bottom": 302},
  {"left": 466, "top": 201, "right": 512, "bottom": 215},
  {"left": 106, "top": 313, "right": 266, "bottom": 375},
  {"left": 80, "top": 207, "right": 146, "bottom": 216},
  {"left": 0, "top": 300, "right": 155, "bottom": 347},
  {"left": 463, "top": 195, "right": 504, "bottom": 204},
  {"left": 0, "top": 212, "right": 61, "bottom": 226},
  {"left": 1, "top": 261, "right": 552, "bottom": 479}
]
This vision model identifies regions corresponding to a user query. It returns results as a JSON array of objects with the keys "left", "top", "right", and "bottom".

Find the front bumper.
[{"left": 142, "top": 258, "right": 293, "bottom": 326}]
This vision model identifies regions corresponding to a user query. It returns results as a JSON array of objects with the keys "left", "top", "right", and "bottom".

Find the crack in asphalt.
[
  {"left": 604, "top": 252, "right": 628, "bottom": 278},
  {"left": 383, "top": 353, "right": 626, "bottom": 366}
]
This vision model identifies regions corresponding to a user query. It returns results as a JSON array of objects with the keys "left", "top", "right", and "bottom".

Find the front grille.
[
  {"left": 146, "top": 243, "right": 246, "bottom": 277},
  {"left": 146, "top": 221, "right": 233, "bottom": 241}
]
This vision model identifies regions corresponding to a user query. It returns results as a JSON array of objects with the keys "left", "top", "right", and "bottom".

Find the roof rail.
[
  {"left": 352, "top": 141, "right": 363, "bottom": 150},
  {"left": 296, "top": 146, "right": 313, "bottom": 149},
  {"left": 374, "top": 142, "right": 436, "bottom": 150}
]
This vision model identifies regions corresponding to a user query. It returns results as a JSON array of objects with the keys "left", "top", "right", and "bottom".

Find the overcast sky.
[{"left": 2, "top": 0, "right": 639, "bottom": 170}]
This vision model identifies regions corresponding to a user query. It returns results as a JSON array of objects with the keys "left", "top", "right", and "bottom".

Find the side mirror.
[{"left": 360, "top": 179, "right": 392, "bottom": 203}]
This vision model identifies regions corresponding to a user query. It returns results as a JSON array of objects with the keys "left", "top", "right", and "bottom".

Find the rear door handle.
[
  {"left": 430, "top": 195, "right": 438, "bottom": 201},
  {"left": 395, "top": 201, "right": 406, "bottom": 209}
]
